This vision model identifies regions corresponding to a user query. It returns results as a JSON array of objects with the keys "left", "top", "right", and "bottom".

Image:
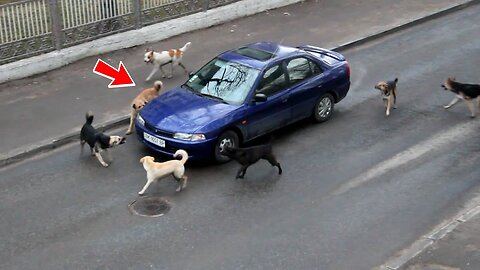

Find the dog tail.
[
  {"left": 180, "top": 42, "right": 191, "bottom": 53},
  {"left": 85, "top": 111, "right": 94, "bottom": 124},
  {"left": 153, "top": 80, "right": 163, "bottom": 92},
  {"left": 174, "top": 149, "right": 189, "bottom": 164}
]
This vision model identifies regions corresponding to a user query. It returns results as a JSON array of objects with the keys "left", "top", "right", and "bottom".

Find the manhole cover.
[{"left": 128, "top": 196, "right": 171, "bottom": 217}]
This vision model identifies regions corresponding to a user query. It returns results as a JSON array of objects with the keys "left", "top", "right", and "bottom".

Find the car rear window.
[
  {"left": 233, "top": 47, "right": 274, "bottom": 61},
  {"left": 306, "top": 51, "right": 338, "bottom": 66}
]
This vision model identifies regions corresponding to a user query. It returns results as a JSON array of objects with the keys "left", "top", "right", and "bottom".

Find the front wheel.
[
  {"left": 214, "top": 130, "right": 239, "bottom": 163},
  {"left": 312, "top": 93, "right": 334, "bottom": 123}
]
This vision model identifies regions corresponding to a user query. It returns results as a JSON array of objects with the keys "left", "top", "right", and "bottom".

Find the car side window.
[
  {"left": 286, "top": 57, "right": 322, "bottom": 85},
  {"left": 256, "top": 64, "right": 288, "bottom": 97}
]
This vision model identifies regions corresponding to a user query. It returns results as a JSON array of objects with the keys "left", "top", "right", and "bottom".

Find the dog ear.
[
  {"left": 140, "top": 157, "right": 145, "bottom": 163},
  {"left": 394, "top": 78, "right": 398, "bottom": 83}
]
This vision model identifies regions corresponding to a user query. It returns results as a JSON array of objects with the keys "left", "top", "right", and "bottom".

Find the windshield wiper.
[{"left": 199, "top": 93, "right": 229, "bottom": 104}]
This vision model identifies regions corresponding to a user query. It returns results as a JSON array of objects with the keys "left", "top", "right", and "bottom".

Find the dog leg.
[
  {"left": 176, "top": 175, "right": 188, "bottom": 192},
  {"left": 94, "top": 151, "right": 109, "bottom": 167},
  {"left": 444, "top": 97, "right": 460, "bottom": 109},
  {"left": 146, "top": 66, "right": 159, "bottom": 81},
  {"left": 126, "top": 109, "right": 138, "bottom": 135},
  {"left": 178, "top": 62, "right": 188, "bottom": 74},
  {"left": 138, "top": 178, "right": 153, "bottom": 195},
  {"left": 393, "top": 89, "right": 397, "bottom": 109},
  {"left": 386, "top": 97, "right": 391, "bottom": 116},
  {"left": 464, "top": 100, "right": 476, "bottom": 118},
  {"left": 236, "top": 165, "right": 248, "bottom": 179},
  {"left": 159, "top": 65, "right": 169, "bottom": 79},
  {"left": 169, "top": 63, "right": 175, "bottom": 79},
  {"left": 265, "top": 154, "right": 282, "bottom": 175},
  {"left": 80, "top": 140, "right": 85, "bottom": 155}
]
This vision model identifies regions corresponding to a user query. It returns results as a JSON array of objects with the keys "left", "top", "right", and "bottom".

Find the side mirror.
[
  {"left": 252, "top": 93, "right": 267, "bottom": 103},
  {"left": 188, "top": 72, "right": 195, "bottom": 79}
]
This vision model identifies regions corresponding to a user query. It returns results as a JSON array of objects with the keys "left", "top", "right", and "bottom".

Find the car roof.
[{"left": 218, "top": 42, "right": 302, "bottom": 70}]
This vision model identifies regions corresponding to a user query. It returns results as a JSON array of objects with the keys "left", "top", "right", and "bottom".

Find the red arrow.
[{"left": 93, "top": 59, "right": 135, "bottom": 88}]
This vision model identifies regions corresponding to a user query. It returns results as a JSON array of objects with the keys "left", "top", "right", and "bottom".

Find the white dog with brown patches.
[
  {"left": 138, "top": 149, "right": 189, "bottom": 195},
  {"left": 144, "top": 42, "right": 191, "bottom": 81}
]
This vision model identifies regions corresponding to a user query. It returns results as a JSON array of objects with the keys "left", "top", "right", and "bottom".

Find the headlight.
[
  {"left": 173, "top": 133, "right": 206, "bottom": 141},
  {"left": 137, "top": 114, "right": 145, "bottom": 126}
]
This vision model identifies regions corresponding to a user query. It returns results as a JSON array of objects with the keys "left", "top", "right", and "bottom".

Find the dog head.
[
  {"left": 219, "top": 143, "right": 235, "bottom": 157},
  {"left": 441, "top": 77, "right": 456, "bottom": 91},
  {"left": 109, "top": 136, "right": 126, "bottom": 147},
  {"left": 144, "top": 49, "right": 154, "bottom": 64},
  {"left": 375, "top": 78, "right": 398, "bottom": 95},
  {"left": 140, "top": 156, "right": 155, "bottom": 164}
]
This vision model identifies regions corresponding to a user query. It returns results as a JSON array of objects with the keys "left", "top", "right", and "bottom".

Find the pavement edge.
[{"left": 375, "top": 194, "right": 480, "bottom": 270}]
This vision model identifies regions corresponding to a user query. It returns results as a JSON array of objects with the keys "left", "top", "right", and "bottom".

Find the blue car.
[{"left": 135, "top": 42, "right": 350, "bottom": 162}]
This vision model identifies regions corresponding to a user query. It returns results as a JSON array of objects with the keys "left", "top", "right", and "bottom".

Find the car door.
[
  {"left": 285, "top": 56, "right": 326, "bottom": 120},
  {"left": 245, "top": 63, "right": 292, "bottom": 140}
]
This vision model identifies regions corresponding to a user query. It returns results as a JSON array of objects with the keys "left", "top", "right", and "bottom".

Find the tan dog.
[
  {"left": 442, "top": 77, "right": 480, "bottom": 118},
  {"left": 126, "top": 80, "right": 163, "bottom": 135},
  {"left": 374, "top": 77, "right": 398, "bottom": 116},
  {"left": 138, "top": 149, "right": 189, "bottom": 195},
  {"left": 144, "top": 42, "right": 191, "bottom": 81}
]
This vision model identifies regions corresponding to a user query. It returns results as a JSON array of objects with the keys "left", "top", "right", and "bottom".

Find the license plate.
[{"left": 144, "top": 132, "right": 165, "bottom": 148}]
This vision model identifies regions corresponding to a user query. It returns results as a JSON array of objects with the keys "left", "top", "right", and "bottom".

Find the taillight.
[{"left": 346, "top": 62, "right": 351, "bottom": 78}]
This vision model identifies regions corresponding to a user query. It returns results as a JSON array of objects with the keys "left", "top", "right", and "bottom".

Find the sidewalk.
[{"left": 399, "top": 207, "right": 480, "bottom": 270}]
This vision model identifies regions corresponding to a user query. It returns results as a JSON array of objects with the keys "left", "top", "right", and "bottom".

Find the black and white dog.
[
  {"left": 80, "top": 112, "right": 126, "bottom": 167},
  {"left": 442, "top": 77, "right": 480, "bottom": 118}
]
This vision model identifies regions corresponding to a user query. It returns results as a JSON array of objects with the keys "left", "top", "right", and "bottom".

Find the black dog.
[
  {"left": 220, "top": 143, "right": 282, "bottom": 179},
  {"left": 80, "top": 112, "right": 126, "bottom": 167}
]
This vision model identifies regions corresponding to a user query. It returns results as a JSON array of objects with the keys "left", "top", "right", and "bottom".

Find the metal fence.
[{"left": 0, "top": 0, "right": 239, "bottom": 65}]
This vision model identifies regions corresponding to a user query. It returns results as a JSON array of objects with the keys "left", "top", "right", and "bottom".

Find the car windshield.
[{"left": 184, "top": 57, "right": 260, "bottom": 104}]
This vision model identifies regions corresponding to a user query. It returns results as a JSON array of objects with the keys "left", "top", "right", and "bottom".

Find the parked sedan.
[{"left": 135, "top": 42, "right": 350, "bottom": 162}]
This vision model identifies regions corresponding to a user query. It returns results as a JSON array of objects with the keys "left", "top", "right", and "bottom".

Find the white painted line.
[{"left": 333, "top": 120, "right": 480, "bottom": 196}]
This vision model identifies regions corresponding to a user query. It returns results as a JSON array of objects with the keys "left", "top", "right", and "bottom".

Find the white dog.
[
  {"left": 138, "top": 149, "right": 189, "bottom": 195},
  {"left": 144, "top": 42, "right": 191, "bottom": 81}
]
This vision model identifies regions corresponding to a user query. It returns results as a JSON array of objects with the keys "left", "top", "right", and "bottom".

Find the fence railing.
[{"left": 0, "top": 0, "right": 239, "bottom": 65}]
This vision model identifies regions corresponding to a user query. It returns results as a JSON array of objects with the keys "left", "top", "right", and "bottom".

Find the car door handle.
[{"left": 282, "top": 98, "right": 288, "bottom": 103}]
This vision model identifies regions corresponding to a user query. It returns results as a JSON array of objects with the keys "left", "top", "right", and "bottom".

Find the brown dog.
[
  {"left": 138, "top": 149, "right": 189, "bottom": 195},
  {"left": 442, "top": 77, "right": 480, "bottom": 118},
  {"left": 126, "top": 80, "right": 163, "bottom": 135},
  {"left": 374, "top": 78, "right": 398, "bottom": 116}
]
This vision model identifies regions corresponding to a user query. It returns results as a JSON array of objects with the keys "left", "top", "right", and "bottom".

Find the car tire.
[
  {"left": 214, "top": 130, "right": 239, "bottom": 163},
  {"left": 312, "top": 93, "right": 334, "bottom": 123}
]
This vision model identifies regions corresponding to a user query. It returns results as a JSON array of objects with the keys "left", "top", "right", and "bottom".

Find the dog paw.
[
  {"left": 102, "top": 163, "right": 109, "bottom": 167},
  {"left": 444, "top": 105, "right": 450, "bottom": 109},
  {"left": 167, "top": 75, "right": 172, "bottom": 79},
  {"left": 176, "top": 186, "right": 182, "bottom": 192},
  {"left": 138, "top": 192, "right": 145, "bottom": 196},
  {"left": 126, "top": 131, "right": 132, "bottom": 135}
]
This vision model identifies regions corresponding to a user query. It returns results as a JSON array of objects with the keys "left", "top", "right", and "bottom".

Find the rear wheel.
[
  {"left": 312, "top": 93, "right": 334, "bottom": 123},
  {"left": 214, "top": 130, "right": 239, "bottom": 163}
]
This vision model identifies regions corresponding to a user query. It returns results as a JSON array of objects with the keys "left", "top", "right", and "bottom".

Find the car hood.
[{"left": 140, "top": 86, "right": 238, "bottom": 133}]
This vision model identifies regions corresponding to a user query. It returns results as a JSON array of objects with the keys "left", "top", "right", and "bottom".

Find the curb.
[
  {"left": 1, "top": 0, "right": 479, "bottom": 169},
  {"left": 375, "top": 193, "right": 480, "bottom": 270}
]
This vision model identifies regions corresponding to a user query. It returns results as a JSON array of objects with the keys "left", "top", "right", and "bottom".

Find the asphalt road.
[{"left": 1, "top": 4, "right": 480, "bottom": 270}]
